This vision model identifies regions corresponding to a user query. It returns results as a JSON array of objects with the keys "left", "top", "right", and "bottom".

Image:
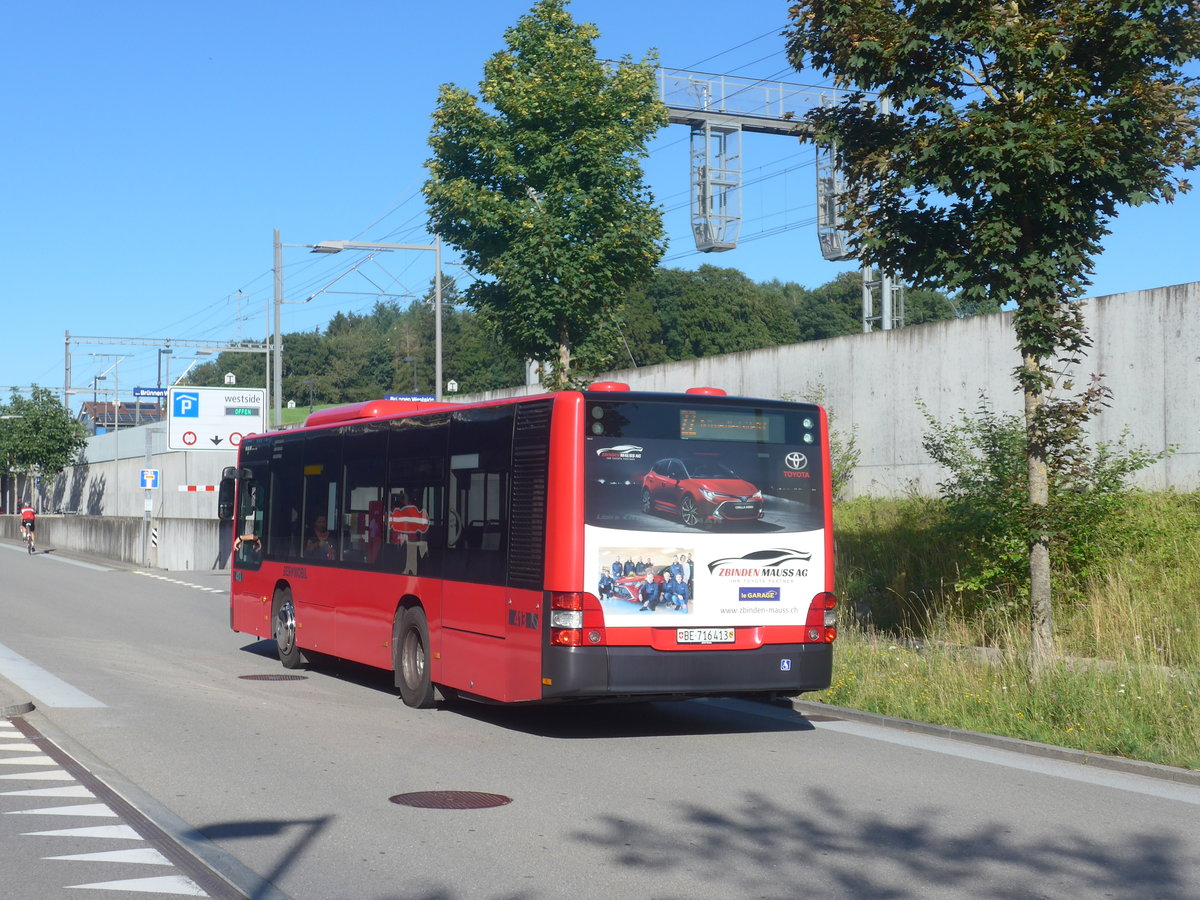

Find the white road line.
[
  {"left": 65, "top": 874, "right": 208, "bottom": 895},
  {"left": 134, "top": 571, "right": 225, "bottom": 594},
  {"left": 0, "top": 754, "right": 58, "bottom": 766},
  {"left": 812, "top": 718, "right": 1200, "bottom": 806},
  {"left": 0, "top": 641, "right": 106, "bottom": 708},
  {"left": 0, "top": 742, "right": 42, "bottom": 751},
  {"left": 0, "top": 770, "right": 76, "bottom": 781},
  {"left": 7, "top": 802, "right": 118, "bottom": 817},
  {"left": 2, "top": 786, "right": 96, "bottom": 798},
  {"left": 23, "top": 824, "right": 142, "bottom": 839},
  {"left": 46, "top": 848, "right": 172, "bottom": 865}
]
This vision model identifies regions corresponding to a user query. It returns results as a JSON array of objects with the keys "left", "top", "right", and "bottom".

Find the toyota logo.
[{"left": 785, "top": 451, "right": 808, "bottom": 470}]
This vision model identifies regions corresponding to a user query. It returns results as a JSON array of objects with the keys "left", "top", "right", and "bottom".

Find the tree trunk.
[
  {"left": 1022, "top": 352, "right": 1055, "bottom": 672},
  {"left": 555, "top": 318, "right": 571, "bottom": 391}
]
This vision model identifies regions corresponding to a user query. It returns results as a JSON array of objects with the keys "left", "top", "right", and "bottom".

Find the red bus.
[{"left": 219, "top": 383, "right": 837, "bottom": 707}]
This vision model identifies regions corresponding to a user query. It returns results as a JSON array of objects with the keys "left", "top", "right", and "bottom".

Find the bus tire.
[
  {"left": 395, "top": 607, "right": 435, "bottom": 709},
  {"left": 272, "top": 587, "right": 304, "bottom": 669}
]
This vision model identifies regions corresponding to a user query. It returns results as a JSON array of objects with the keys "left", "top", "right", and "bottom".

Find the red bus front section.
[{"left": 226, "top": 388, "right": 834, "bottom": 706}]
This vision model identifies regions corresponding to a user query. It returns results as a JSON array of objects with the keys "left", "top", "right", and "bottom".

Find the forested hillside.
[{"left": 183, "top": 266, "right": 981, "bottom": 403}]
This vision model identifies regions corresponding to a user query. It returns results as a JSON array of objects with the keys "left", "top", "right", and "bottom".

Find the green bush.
[{"left": 919, "top": 395, "right": 1166, "bottom": 608}]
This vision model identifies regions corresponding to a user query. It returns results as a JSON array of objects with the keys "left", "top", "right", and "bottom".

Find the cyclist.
[{"left": 19, "top": 501, "right": 35, "bottom": 552}]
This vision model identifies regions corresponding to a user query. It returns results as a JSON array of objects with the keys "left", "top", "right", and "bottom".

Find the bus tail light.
[
  {"left": 550, "top": 592, "right": 604, "bottom": 646},
  {"left": 806, "top": 591, "right": 838, "bottom": 642}
]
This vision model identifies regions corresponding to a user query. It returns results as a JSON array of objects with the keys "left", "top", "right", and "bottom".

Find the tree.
[
  {"left": 424, "top": 0, "right": 668, "bottom": 389},
  {"left": 785, "top": 0, "right": 1199, "bottom": 665},
  {"left": 0, "top": 386, "right": 87, "bottom": 505}
]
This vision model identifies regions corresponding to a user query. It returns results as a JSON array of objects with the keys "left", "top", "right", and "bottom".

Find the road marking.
[
  {"left": 7, "top": 802, "right": 118, "bottom": 817},
  {"left": 2, "top": 786, "right": 96, "bottom": 798},
  {"left": 0, "top": 641, "right": 106, "bottom": 708},
  {"left": 1, "top": 719, "right": 217, "bottom": 897},
  {"left": 0, "top": 754, "right": 58, "bottom": 766},
  {"left": 0, "top": 770, "right": 76, "bottom": 781},
  {"left": 813, "top": 718, "right": 1200, "bottom": 806},
  {"left": 47, "top": 847, "right": 172, "bottom": 865},
  {"left": 134, "top": 572, "right": 225, "bottom": 594},
  {"left": 24, "top": 824, "right": 143, "bottom": 839},
  {"left": 66, "top": 874, "right": 208, "bottom": 895}
]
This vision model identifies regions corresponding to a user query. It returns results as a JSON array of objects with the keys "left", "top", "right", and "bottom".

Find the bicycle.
[{"left": 22, "top": 525, "right": 34, "bottom": 555}]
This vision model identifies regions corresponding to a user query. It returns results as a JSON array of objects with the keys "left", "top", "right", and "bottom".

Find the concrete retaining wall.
[
  {"left": 469, "top": 281, "right": 1200, "bottom": 498},
  {"left": 1, "top": 514, "right": 232, "bottom": 571}
]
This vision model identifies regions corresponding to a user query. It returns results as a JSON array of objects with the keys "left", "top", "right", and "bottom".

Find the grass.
[{"left": 812, "top": 491, "right": 1200, "bottom": 770}]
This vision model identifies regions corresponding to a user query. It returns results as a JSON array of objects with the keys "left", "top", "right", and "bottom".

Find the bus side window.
[
  {"left": 446, "top": 407, "right": 512, "bottom": 586},
  {"left": 342, "top": 427, "right": 387, "bottom": 566},
  {"left": 302, "top": 432, "right": 343, "bottom": 565}
]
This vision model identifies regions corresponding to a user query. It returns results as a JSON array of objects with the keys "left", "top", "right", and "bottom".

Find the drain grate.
[
  {"left": 390, "top": 790, "right": 512, "bottom": 810},
  {"left": 239, "top": 674, "right": 308, "bottom": 681}
]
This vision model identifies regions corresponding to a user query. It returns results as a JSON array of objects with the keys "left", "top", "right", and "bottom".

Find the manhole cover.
[
  {"left": 390, "top": 791, "right": 512, "bottom": 810},
  {"left": 239, "top": 674, "right": 308, "bottom": 681}
]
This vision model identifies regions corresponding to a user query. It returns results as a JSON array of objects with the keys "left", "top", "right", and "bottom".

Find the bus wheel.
[
  {"left": 272, "top": 588, "right": 303, "bottom": 669},
  {"left": 395, "top": 607, "right": 435, "bottom": 709}
]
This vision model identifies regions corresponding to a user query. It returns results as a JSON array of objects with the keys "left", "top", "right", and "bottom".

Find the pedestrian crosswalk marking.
[
  {"left": 0, "top": 769, "right": 75, "bottom": 781},
  {"left": 8, "top": 802, "right": 118, "bottom": 817},
  {"left": 0, "top": 754, "right": 57, "bottom": 765},
  {"left": 65, "top": 874, "right": 207, "bottom": 895},
  {"left": 2, "top": 721, "right": 213, "bottom": 896},
  {"left": 2, "top": 785, "right": 96, "bottom": 798},
  {"left": 46, "top": 847, "right": 172, "bottom": 865},
  {"left": 23, "top": 824, "right": 143, "bottom": 839}
]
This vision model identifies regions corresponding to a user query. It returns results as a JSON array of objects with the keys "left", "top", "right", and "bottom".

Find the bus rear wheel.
[
  {"left": 272, "top": 588, "right": 303, "bottom": 669},
  {"left": 395, "top": 607, "right": 435, "bottom": 709}
]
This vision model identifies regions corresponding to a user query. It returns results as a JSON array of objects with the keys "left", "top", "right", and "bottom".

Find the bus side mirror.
[{"left": 217, "top": 477, "right": 235, "bottom": 521}]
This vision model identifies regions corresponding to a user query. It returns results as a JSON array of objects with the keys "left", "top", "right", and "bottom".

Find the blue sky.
[{"left": 4, "top": 1, "right": 1197, "bottom": 406}]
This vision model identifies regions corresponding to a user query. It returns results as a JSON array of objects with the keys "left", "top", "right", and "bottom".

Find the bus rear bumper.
[{"left": 541, "top": 642, "right": 833, "bottom": 700}]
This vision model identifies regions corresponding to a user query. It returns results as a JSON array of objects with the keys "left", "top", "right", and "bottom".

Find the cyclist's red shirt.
[{"left": 20, "top": 507, "right": 34, "bottom": 522}]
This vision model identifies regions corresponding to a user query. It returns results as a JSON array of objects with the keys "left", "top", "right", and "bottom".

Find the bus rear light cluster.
[
  {"left": 808, "top": 591, "right": 838, "bottom": 642},
  {"left": 550, "top": 592, "right": 604, "bottom": 647}
]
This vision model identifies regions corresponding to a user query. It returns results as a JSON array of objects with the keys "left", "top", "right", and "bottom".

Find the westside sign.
[{"left": 167, "top": 387, "right": 265, "bottom": 451}]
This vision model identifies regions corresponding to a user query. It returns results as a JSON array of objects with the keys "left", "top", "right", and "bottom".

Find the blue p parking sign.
[{"left": 173, "top": 392, "right": 200, "bottom": 418}]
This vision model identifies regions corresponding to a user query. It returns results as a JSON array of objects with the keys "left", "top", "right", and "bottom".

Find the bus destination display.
[{"left": 679, "top": 408, "right": 782, "bottom": 442}]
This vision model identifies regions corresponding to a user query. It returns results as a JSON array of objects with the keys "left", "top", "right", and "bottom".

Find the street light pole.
[{"left": 273, "top": 228, "right": 284, "bottom": 430}]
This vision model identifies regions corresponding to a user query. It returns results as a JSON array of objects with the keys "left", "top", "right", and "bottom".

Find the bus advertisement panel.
[{"left": 584, "top": 398, "right": 826, "bottom": 633}]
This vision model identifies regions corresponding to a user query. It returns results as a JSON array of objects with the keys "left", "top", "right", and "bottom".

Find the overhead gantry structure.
[{"left": 656, "top": 67, "right": 903, "bottom": 331}]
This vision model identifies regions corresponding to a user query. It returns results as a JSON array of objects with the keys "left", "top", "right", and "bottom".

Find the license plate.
[{"left": 677, "top": 627, "right": 735, "bottom": 645}]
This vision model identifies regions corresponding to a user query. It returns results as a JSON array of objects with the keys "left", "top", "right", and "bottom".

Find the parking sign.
[{"left": 167, "top": 387, "right": 265, "bottom": 451}]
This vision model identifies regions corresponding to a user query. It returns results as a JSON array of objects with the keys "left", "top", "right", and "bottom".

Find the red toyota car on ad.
[{"left": 641, "top": 456, "right": 764, "bottom": 528}]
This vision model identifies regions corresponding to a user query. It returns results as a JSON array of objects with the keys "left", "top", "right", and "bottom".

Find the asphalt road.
[{"left": 2, "top": 539, "right": 1199, "bottom": 900}]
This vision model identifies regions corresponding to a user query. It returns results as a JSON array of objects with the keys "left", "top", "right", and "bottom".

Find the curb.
[{"left": 792, "top": 699, "right": 1200, "bottom": 787}]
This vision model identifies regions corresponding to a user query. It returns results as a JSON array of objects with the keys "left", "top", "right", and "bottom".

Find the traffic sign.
[
  {"left": 134, "top": 387, "right": 168, "bottom": 398},
  {"left": 167, "top": 387, "right": 265, "bottom": 451},
  {"left": 139, "top": 468, "right": 161, "bottom": 489}
]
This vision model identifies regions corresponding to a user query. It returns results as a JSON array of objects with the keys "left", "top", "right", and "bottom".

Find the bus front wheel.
[
  {"left": 395, "top": 607, "right": 435, "bottom": 709},
  {"left": 272, "top": 588, "right": 303, "bottom": 669}
]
